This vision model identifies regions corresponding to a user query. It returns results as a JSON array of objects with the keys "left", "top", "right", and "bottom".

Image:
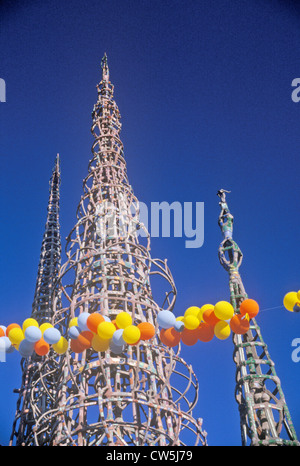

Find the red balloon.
[
  {"left": 160, "top": 328, "right": 180, "bottom": 347},
  {"left": 230, "top": 314, "right": 250, "bottom": 335},
  {"left": 197, "top": 322, "right": 214, "bottom": 342},
  {"left": 181, "top": 328, "right": 199, "bottom": 346}
]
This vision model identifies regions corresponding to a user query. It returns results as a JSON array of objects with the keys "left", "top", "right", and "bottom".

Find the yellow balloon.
[
  {"left": 184, "top": 315, "right": 200, "bottom": 330},
  {"left": 116, "top": 312, "right": 132, "bottom": 329},
  {"left": 176, "top": 316, "right": 184, "bottom": 322},
  {"left": 122, "top": 325, "right": 141, "bottom": 344},
  {"left": 92, "top": 334, "right": 110, "bottom": 352},
  {"left": 53, "top": 337, "right": 68, "bottom": 354},
  {"left": 184, "top": 306, "right": 201, "bottom": 318},
  {"left": 214, "top": 301, "right": 234, "bottom": 320},
  {"left": 22, "top": 318, "right": 39, "bottom": 332},
  {"left": 97, "top": 321, "right": 116, "bottom": 340},
  {"left": 9, "top": 328, "right": 24, "bottom": 345},
  {"left": 39, "top": 322, "right": 53, "bottom": 334},
  {"left": 214, "top": 321, "right": 231, "bottom": 340},
  {"left": 69, "top": 317, "right": 78, "bottom": 328},
  {"left": 283, "top": 292, "right": 298, "bottom": 312}
]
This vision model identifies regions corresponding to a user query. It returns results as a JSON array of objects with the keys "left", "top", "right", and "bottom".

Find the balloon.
[
  {"left": 87, "top": 313, "right": 104, "bottom": 333},
  {"left": 110, "top": 340, "right": 125, "bottom": 354},
  {"left": 1, "top": 336, "right": 12, "bottom": 352},
  {"left": 77, "top": 330, "right": 93, "bottom": 350},
  {"left": 91, "top": 334, "right": 110, "bottom": 352},
  {"left": 112, "top": 329, "right": 125, "bottom": 346},
  {"left": 176, "top": 316, "right": 184, "bottom": 322},
  {"left": 53, "top": 337, "right": 68, "bottom": 354},
  {"left": 103, "top": 316, "right": 111, "bottom": 322},
  {"left": 297, "top": 290, "right": 300, "bottom": 301},
  {"left": 22, "top": 318, "right": 39, "bottom": 332},
  {"left": 8, "top": 328, "right": 24, "bottom": 346},
  {"left": 24, "top": 326, "right": 42, "bottom": 343},
  {"left": 18, "top": 339, "right": 35, "bottom": 358},
  {"left": 6, "top": 323, "right": 21, "bottom": 337},
  {"left": 174, "top": 320, "right": 185, "bottom": 332},
  {"left": 39, "top": 322, "right": 53, "bottom": 334},
  {"left": 122, "top": 325, "right": 141, "bottom": 345},
  {"left": 293, "top": 304, "right": 300, "bottom": 313},
  {"left": 43, "top": 327, "right": 61, "bottom": 345},
  {"left": 0, "top": 327, "right": 5, "bottom": 338},
  {"left": 214, "top": 301, "right": 234, "bottom": 321},
  {"left": 202, "top": 308, "right": 220, "bottom": 327},
  {"left": 239, "top": 299, "right": 259, "bottom": 318},
  {"left": 71, "top": 338, "right": 85, "bottom": 354},
  {"left": 230, "top": 314, "right": 250, "bottom": 335},
  {"left": 137, "top": 322, "right": 155, "bottom": 340},
  {"left": 184, "top": 315, "right": 200, "bottom": 330},
  {"left": 159, "top": 328, "right": 181, "bottom": 347},
  {"left": 283, "top": 292, "right": 298, "bottom": 312},
  {"left": 68, "top": 326, "right": 80, "bottom": 339},
  {"left": 197, "top": 322, "right": 214, "bottom": 342},
  {"left": 199, "top": 304, "right": 214, "bottom": 321},
  {"left": 181, "top": 328, "right": 199, "bottom": 346},
  {"left": 77, "top": 312, "right": 90, "bottom": 331},
  {"left": 116, "top": 312, "right": 132, "bottom": 329},
  {"left": 0, "top": 325, "right": 7, "bottom": 335},
  {"left": 97, "top": 321, "right": 116, "bottom": 340},
  {"left": 112, "top": 319, "right": 119, "bottom": 329},
  {"left": 157, "top": 310, "right": 176, "bottom": 329},
  {"left": 184, "top": 306, "right": 201, "bottom": 318},
  {"left": 214, "top": 321, "right": 231, "bottom": 340},
  {"left": 34, "top": 338, "right": 50, "bottom": 356},
  {"left": 69, "top": 317, "right": 78, "bottom": 328}
]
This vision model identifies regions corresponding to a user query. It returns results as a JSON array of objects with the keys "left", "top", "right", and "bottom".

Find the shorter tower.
[
  {"left": 10, "top": 155, "right": 62, "bottom": 445},
  {"left": 217, "top": 189, "right": 299, "bottom": 446}
]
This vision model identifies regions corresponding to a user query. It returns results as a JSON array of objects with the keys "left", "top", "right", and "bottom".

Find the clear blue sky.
[{"left": 0, "top": 0, "right": 300, "bottom": 446}]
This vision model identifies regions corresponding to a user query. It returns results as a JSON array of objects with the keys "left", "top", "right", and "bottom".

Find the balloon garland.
[
  {"left": 283, "top": 291, "right": 300, "bottom": 313},
  {"left": 0, "top": 299, "right": 260, "bottom": 358},
  {"left": 157, "top": 298, "right": 259, "bottom": 347}
]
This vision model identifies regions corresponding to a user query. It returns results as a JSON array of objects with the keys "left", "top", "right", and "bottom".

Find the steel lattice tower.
[
  {"left": 217, "top": 189, "right": 299, "bottom": 446},
  {"left": 10, "top": 155, "right": 62, "bottom": 445},
  {"left": 27, "top": 55, "right": 207, "bottom": 446}
]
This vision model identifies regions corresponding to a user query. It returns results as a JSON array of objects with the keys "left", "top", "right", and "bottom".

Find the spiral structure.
[
  {"left": 32, "top": 55, "right": 207, "bottom": 446},
  {"left": 217, "top": 189, "right": 299, "bottom": 446}
]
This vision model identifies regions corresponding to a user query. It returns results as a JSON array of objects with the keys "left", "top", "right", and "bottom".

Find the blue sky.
[{"left": 0, "top": 0, "right": 300, "bottom": 446}]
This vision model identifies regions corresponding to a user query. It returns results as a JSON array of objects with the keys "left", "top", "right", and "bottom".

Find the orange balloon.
[
  {"left": 6, "top": 323, "right": 21, "bottom": 336},
  {"left": 239, "top": 299, "right": 259, "bottom": 319},
  {"left": 86, "top": 313, "right": 104, "bottom": 333},
  {"left": 77, "top": 330, "right": 93, "bottom": 349},
  {"left": 230, "top": 314, "right": 250, "bottom": 334},
  {"left": 181, "top": 328, "right": 199, "bottom": 346},
  {"left": 71, "top": 338, "right": 85, "bottom": 354},
  {"left": 138, "top": 322, "right": 155, "bottom": 340},
  {"left": 160, "top": 328, "right": 180, "bottom": 347},
  {"left": 34, "top": 338, "right": 50, "bottom": 356},
  {"left": 202, "top": 309, "right": 220, "bottom": 327},
  {"left": 0, "top": 328, "right": 5, "bottom": 337},
  {"left": 197, "top": 322, "right": 214, "bottom": 342}
]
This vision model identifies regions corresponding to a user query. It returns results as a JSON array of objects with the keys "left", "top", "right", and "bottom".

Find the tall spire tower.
[
  {"left": 217, "top": 189, "right": 299, "bottom": 446},
  {"left": 10, "top": 155, "right": 62, "bottom": 445},
  {"left": 40, "top": 55, "right": 207, "bottom": 446}
]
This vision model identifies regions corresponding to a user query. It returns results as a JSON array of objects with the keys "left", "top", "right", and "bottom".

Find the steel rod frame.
[
  {"left": 217, "top": 189, "right": 299, "bottom": 446},
  {"left": 29, "top": 55, "right": 207, "bottom": 446},
  {"left": 10, "top": 155, "right": 62, "bottom": 445}
]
